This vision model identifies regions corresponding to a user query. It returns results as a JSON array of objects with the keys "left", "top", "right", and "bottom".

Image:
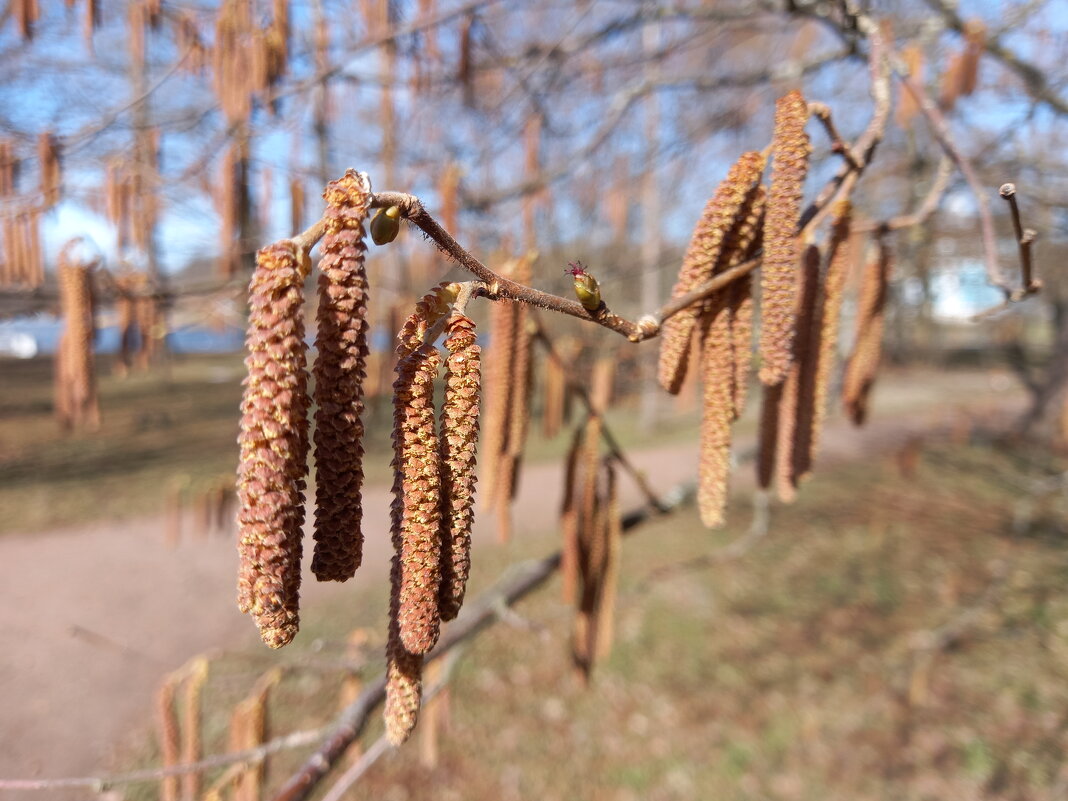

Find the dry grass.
[{"left": 119, "top": 432, "right": 1068, "bottom": 801}]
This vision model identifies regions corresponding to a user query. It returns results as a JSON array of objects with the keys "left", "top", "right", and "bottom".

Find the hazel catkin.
[
  {"left": 658, "top": 151, "right": 766, "bottom": 395},
  {"left": 311, "top": 169, "right": 373, "bottom": 583},
  {"left": 843, "top": 237, "right": 892, "bottom": 426},
  {"left": 391, "top": 342, "right": 443, "bottom": 656},
  {"left": 236, "top": 239, "right": 310, "bottom": 649},
  {"left": 438, "top": 313, "right": 481, "bottom": 622},
  {"left": 759, "top": 90, "right": 811, "bottom": 386}
]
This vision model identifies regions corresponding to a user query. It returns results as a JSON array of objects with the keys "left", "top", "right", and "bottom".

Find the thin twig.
[
  {"left": 999, "top": 183, "right": 1040, "bottom": 294},
  {"left": 895, "top": 68, "right": 1011, "bottom": 296},
  {"left": 530, "top": 318, "right": 666, "bottom": 511},
  {"left": 317, "top": 649, "right": 464, "bottom": 801},
  {"left": 0, "top": 728, "right": 326, "bottom": 792},
  {"left": 269, "top": 483, "right": 694, "bottom": 801},
  {"left": 808, "top": 102, "right": 863, "bottom": 169}
]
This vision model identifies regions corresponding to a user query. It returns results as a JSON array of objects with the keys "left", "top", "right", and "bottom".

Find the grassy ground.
[
  {"left": 119, "top": 434, "right": 1068, "bottom": 801},
  {"left": 0, "top": 352, "right": 704, "bottom": 535},
  {"left": 0, "top": 348, "right": 1017, "bottom": 536}
]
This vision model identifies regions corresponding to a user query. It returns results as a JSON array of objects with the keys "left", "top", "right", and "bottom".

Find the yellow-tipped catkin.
[
  {"left": 236, "top": 239, "right": 310, "bottom": 649},
  {"left": 774, "top": 244, "right": 821, "bottom": 503},
  {"left": 384, "top": 615, "right": 424, "bottom": 746},
  {"left": 438, "top": 313, "right": 481, "bottom": 622},
  {"left": 311, "top": 169, "right": 373, "bottom": 583},
  {"left": 721, "top": 188, "right": 765, "bottom": 419},
  {"left": 843, "top": 238, "right": 892, "bottom": 426},
  {"left": 391, "top": 342, "right": 443, "bottom": 656},
  {"left": 697, "top": 301, "right": 734, "bottom": 527},
  {"left": 760, "top": 90, "right": 811, "bottom": 386},
  {"left": 802, "top": 201, "right": 852, "bottom": 477},
  {"left": 658, "top": 151, "right": 766, "bottom": 394}
]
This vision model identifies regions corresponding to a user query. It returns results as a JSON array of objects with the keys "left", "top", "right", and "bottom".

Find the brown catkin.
[
  {"left": 542, "top": 346, "right": 566, "bottom": 439},
  {"left": 697, "top": 299, "right": 734, "bottom": 527},
  {"left": 760, "top": 90, "right": 810, "bottom": 386},
  {"left": 503, "top": 255, "right": 535, "bottom": 507},
  {"left": 236, "top": 239, "right": 310, "bottom": 648},
  {"left": 658, "top": 151, "right": 766, "bottom": 394},
  {"left": 479, "top": 272, "right": 517, "bottom": 514},
  {"left": 391, "top": 343, "right": 443, "bottom": 656},
  {"left": 843, "top": 238, "right": 892, "bottom": 426},
  {"left": 801, "top": 201, "right": 852, "bottom": 477},
  {"left": 438, "top": 313, "right": 481, "bottom": 621},
  {"left": 774, "top": 243, "right": 821, "bottom": 503},
  {"left": 594, "top": 462, "right": 621, "bottom": 660},
  {"left": 559, "top": 423, "right": 584, "bottom": 604},
  {"left": 37, "top": 132, "right": 60, "bottom": 209},
  {"left": 180, "top": 658, "right": 209, "bottom": 801},
  {"left": 756, "top": 382, "right": 783, "bottom": 490},
  {"left": 384, "top": 602, "right": 424, "bottom": 745},
  {"left": 231, "top": 669, "right": 280, "bottom": 801},
  {"left": 54, "top": 242, "right": 99, "bottom": 429},
  {"left": 156, "top": 674, "right": 180, "bottom": 801},
  {"left": 311, "top": 169, "right": 373, "bottom": 582}
]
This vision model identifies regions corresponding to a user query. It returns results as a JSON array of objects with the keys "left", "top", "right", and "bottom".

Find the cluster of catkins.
[
  {"left": 560, "top": 371, "right": 622, "bottom": 681},
  {"left": 236, "top": 170, "right": 482, "bottom": 745},
  {"left": 658, "top": 89, "right": 891, "bottom": 524}
]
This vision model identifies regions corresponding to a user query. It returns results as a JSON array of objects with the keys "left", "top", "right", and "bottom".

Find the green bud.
[
  {"left": 572, "top": 271, "right": 601, "bottom": 312},
  {"left": 370, "top": 205, "right": 402, "bottom": 245}
]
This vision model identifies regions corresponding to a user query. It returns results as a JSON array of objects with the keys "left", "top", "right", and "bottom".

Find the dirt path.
[{"left": 0, "top": 369, "right": 1023, "bottom": 794}]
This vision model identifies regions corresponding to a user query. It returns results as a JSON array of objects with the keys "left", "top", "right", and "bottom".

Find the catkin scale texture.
[
  {"left": 391, "top": 343, "right": 443, "bottom": 656},
  {"left": 658, "top": 152, "right": 766, "bottom": 395},
  {"left": 697, "top": 301, "right": 734, "bottom": 527},
  {"left": 385, "top": 556, "right": 425, "bottom": 746},
  {"left": 438, "top": 313, "right": 481, "bottom": 621},
  {"left": 236, "top": 240, "right": 310, "bottom": 648},
  {"left": 311, "top": 169, "right": 373, "bottom": 582},
  {"left": 759, "top": 90, "right": 810, "bottom": 386}
]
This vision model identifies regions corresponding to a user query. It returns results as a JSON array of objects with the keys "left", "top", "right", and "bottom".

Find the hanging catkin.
[
  {"left": 723, "top": 189, "right": 765, "bottom": 419},
  {"left": 697, "top": 300, "right": 734, "bottom": 527},
  {"left": 384, "top": 569, "right": 425, "bottom": 746},
  {"left": 236, "top": 240, "right": 310, "bottom": 648},
  {"left": 774, "top": 244, "right": 821, "bottom": 503},
  {"left": 759, "top": 90, "right": 810, "bottom": 386},
  {"left": 559, "top": 424, "right": 584, "bottom": 604},
  {"left": 756, "top": 382, "right": 783, "bottom": 491},
  {"left": 311, "top": 169, "right": 373, "bottom": 582},
  {"left": 54, "top": 243, "right": 99, "bottom": 430},
  {"left": 843, "top": 237, "right": 891, "bottom": 426},
  {"left": 479, "top": 262, "right": 518, "bottom": 516},
  {"left": 438, "top": 312, "right": 481, "bottom": 622},
  {"left": 180, "top": 658, "right": 209, "bottom": 801},
  {"left": 156, "top": 673, "right": 181, "bottom": 801},
  {"left": 800, "top": 201, "right": 852, "bottom": 478},
  {"left": 658, "top": 151, "right": 766, "bottom": 395},
  {"left": 37, "top": 132, "right": 60, "bottom": 209},
  {"left": 594, "top": 462, "right": 621, "bottom": 660},
  {"left": 391, "top": 342, "right": 443, "bottom": 656},
  {"left": 230, "top": 669, "right": 280, "bottom": 801},
  {"left": 542, "top": 343, "right": 566, "bottom": 439}
]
